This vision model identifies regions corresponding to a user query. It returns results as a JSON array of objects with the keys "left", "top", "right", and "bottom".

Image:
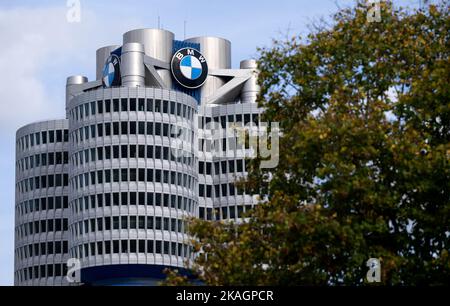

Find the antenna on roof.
[
  {"left": 184, "top": 21, "right": 187, "bottom": 40},
  {"left": 158, "top": 16, "right": 161, "bottom": 29}
]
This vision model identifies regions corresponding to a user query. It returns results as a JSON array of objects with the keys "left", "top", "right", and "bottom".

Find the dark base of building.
[{"left": 81, "top": 264, "right": 193, "bottom": 286}]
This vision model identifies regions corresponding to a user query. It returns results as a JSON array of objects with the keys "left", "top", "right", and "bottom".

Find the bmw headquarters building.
[{"left": 14, "top": 28, "right": 264, "bottom": 286}]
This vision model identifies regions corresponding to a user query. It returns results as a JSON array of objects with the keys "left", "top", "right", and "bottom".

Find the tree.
[{"left": 163, "top": 0, "right": 450, "bottom": 285}]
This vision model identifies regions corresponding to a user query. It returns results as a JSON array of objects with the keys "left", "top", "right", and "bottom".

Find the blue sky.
[{"left": 0, "top": 0, "right": 427, "bottom": 285}]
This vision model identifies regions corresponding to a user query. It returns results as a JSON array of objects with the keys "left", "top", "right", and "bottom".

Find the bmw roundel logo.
[
  {"left": 171, "top": 48, "right": 208, "bottom": 89},
  {"left": 102, "top": 54, "right": 121, "bottom": 87}
]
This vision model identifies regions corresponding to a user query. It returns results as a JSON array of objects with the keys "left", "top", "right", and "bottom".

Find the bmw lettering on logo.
[
  {"left": 171, "top": 48, "right": 208, "bottom": 89},
  {"left": 102, "top": 54, "right": 121, "bottom": 87}
]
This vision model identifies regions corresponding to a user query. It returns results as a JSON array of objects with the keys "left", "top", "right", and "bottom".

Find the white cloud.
[
  {"left": 0, "top": 7, "right": 83, "bottom": 131},
  {"left": 0, "top": 6, "right": 143, "bottom": 134},
  {"left": 0, "top": 9, "right": 55, "bottom": 130}
]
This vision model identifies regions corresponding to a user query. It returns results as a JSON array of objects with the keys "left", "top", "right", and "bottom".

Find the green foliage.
[
  {"left": 164, "top": 1, "right": 450, "bottom": 285},
  {"left": 160, "top": 269, "right": 192, "bottom": 286}
]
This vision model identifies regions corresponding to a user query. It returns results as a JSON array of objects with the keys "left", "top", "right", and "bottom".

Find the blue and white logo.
[
  {"left": 171, "top": 48, "right": 208, "bottom": 89},
  {"left": 180, "top": 55, "right": 203, "bottom": 80},
  {"left": 102, "top": 54, "right": 121, "bottom": 87}
]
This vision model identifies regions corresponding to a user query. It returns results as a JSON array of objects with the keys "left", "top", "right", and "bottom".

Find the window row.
[
  {"left": 16, "top": 264, "right": 68, "bottom": 283},
  {"left": 71, "top": 192, "right": 195, "bottom": 213},
  {"left": 17, "top": 130, "right": 69, "bottom": 151},
  {"left": 16, "top": 218, "right": 69, "bottom": 239},
  {"left": 198, "top": 113, "right": 259, "bottom": 129},
  {"left": 16, "top": 240, "right": 69, "bottom": 260},
  {"left": 72, "top": 239, "right": 192, "bottom": 259},
  {"left": 71, "top": 121, "right": 193, "bottom": 144},
  {"left": 199, "top": 183, "right": 246, "bottom": 198},
  {"left": 199, "top": 205, "right": 255, "bottom": 221},
  {"left": 71, "top": 144, "right": 195, "bottom": 168},
  {"left": 17, "top": 151, "right": 69, "bottom": 171},
  {"left": 70, "top": 98, "right": 195, "bottom": 122},
  {"left": 199, "top": 159, "right": 247, "bottom": 175},
  {"left": 71, "top": 168, "right": 196, "bottom": 190},
  {"left": 16, "top": 196, "right": 69, "bottom": 216},
  {"left": 17, "top": 174, "right": 69, "bottom": 193},
  {"left": 198, "top": 136, "right": 253, "bottom": 152},
  {"left": 71, "top": 215, "right": 186, "bottom": 236}
]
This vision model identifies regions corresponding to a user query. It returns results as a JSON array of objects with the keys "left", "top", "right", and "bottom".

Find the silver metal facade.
[
  {"left": 67, "top": 87, "right": 197, "bottom": 274},
  {"left": 14, "top": 28, "right": 264, "bottom": 285},
  {"left": 121, "top": 43, "right": 146, "bottom": 87},
  {"left": 123, "top": 29, "right": 175, "bottom": 88},
  {"left": 239, "top": 60, "right": 260, "bottom": 104},
  {"left": 15, "top": 120, "right": 71, "bottom": 285},
  {"left": 197, "top": 104, "right": 262, "bottom": 220},
  {"left": 184, "top": 36, "right": 232, "bottom": 104}
]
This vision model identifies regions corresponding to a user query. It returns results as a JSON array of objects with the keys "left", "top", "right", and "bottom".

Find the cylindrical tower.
[
  {"left": 240, "top": 59, "right": 260, "bottom": 104},
  {"left": 123, "top": 29, "right": 175, "bottom": 89},
  {"left": 14, "top": 27, "right": 264, "bottom": 286},
  {"left": 66, "top": 76, "right": 88, "bottom": 116},
  {"left": 184, "top": 36, "right": 231, "bottom": 103},
  {"left": 96, "top": 46, "right": 120, "bottom": 81},
  {"left": 66, "top": 87, "right": 198, "bottom": 285},
  {"left": 15, "top": 120, "right": 70, "bottom": 286},
  {"left": 121, "top": 43, "right": 145, "bottom": 87}
]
